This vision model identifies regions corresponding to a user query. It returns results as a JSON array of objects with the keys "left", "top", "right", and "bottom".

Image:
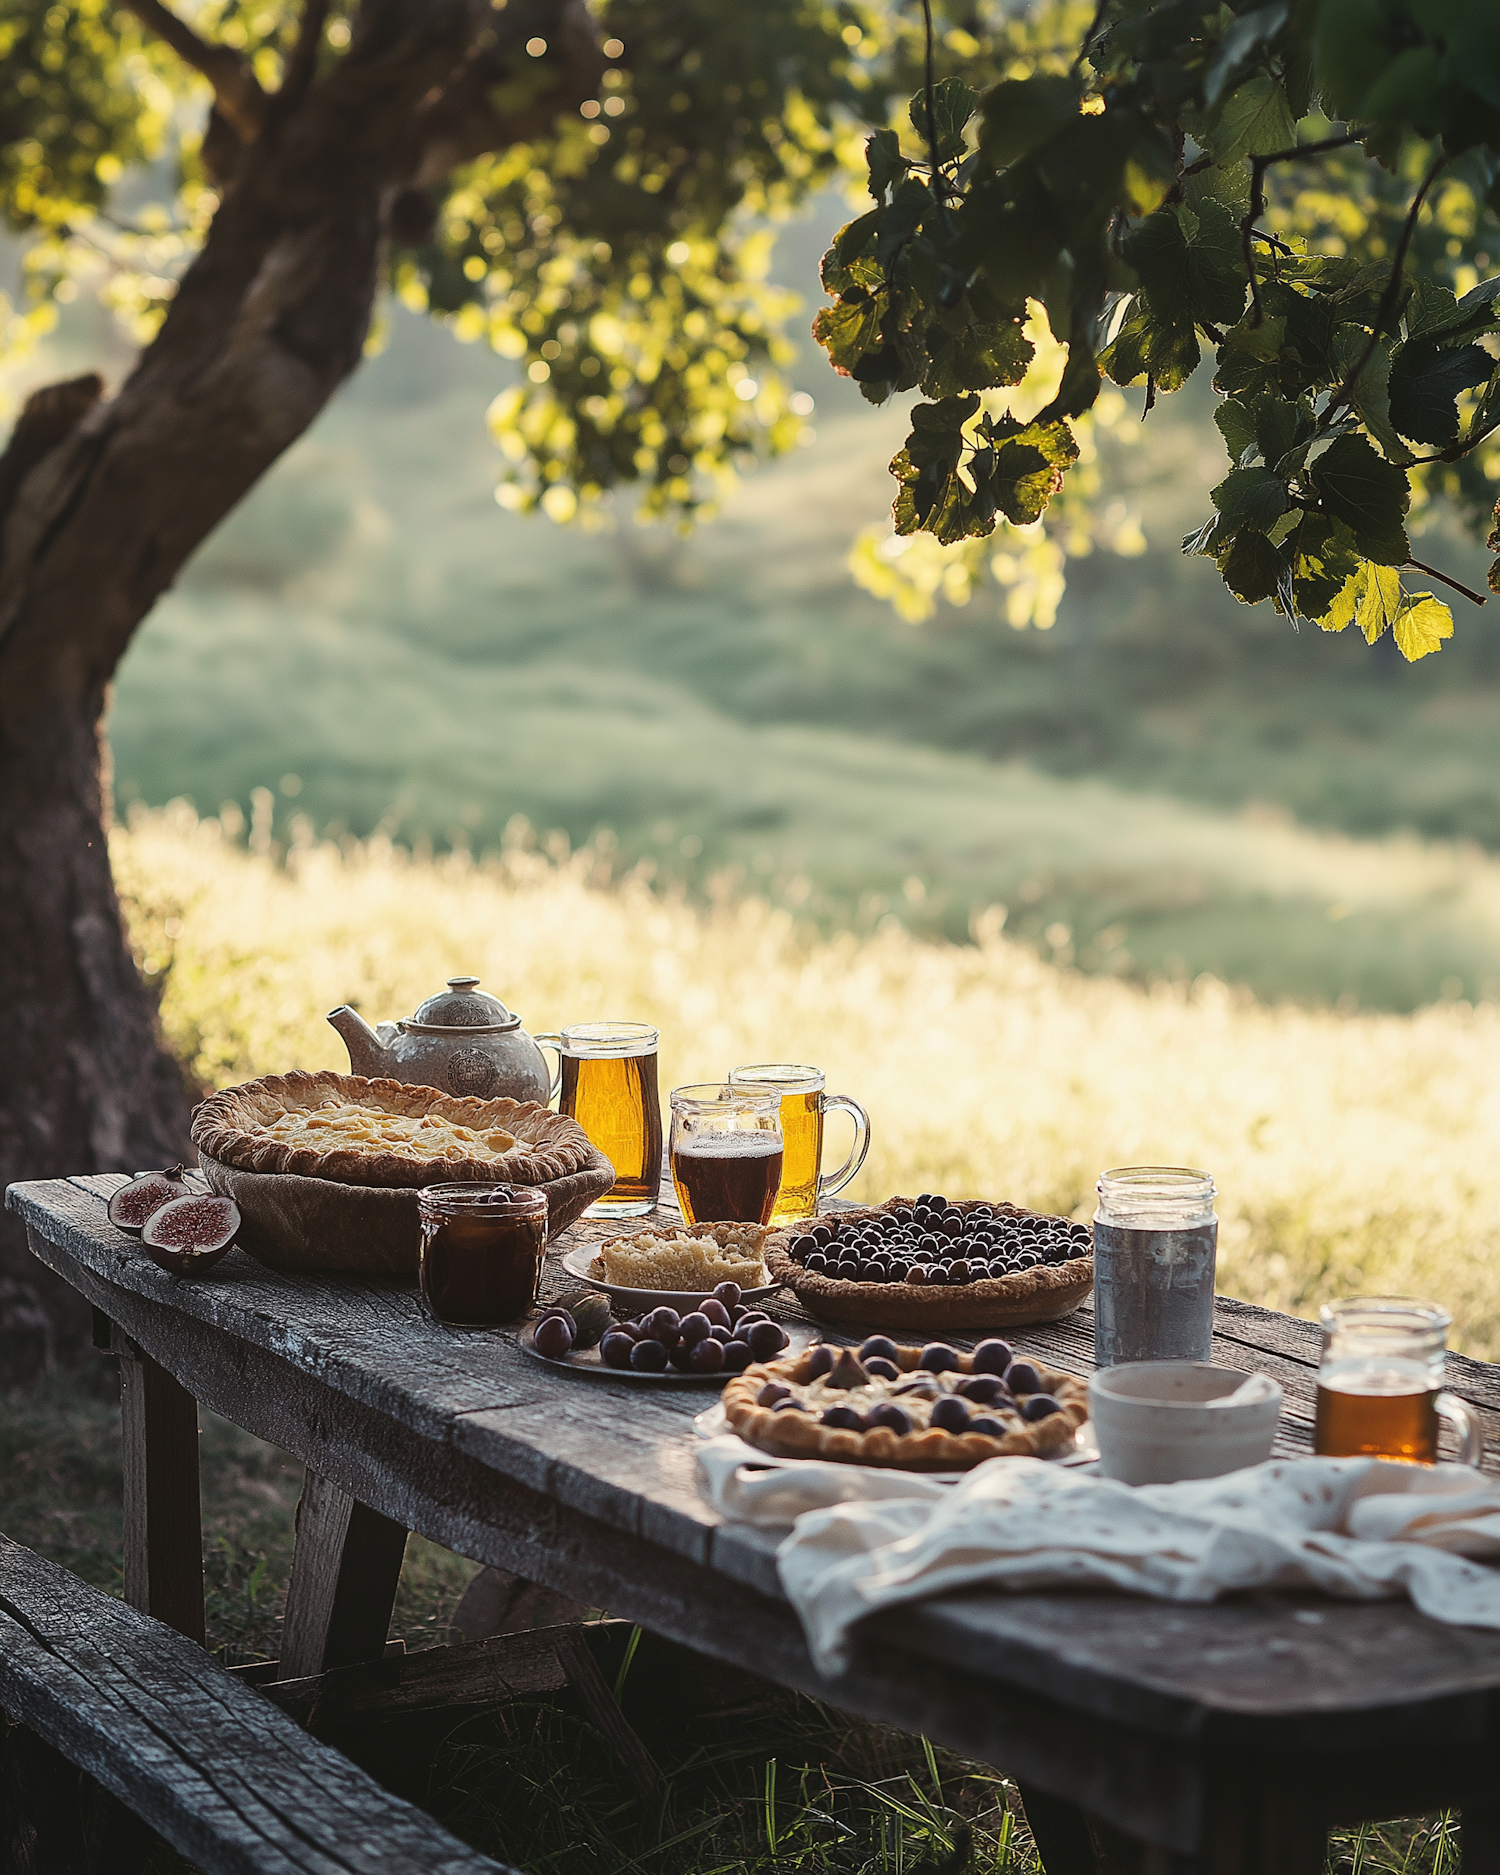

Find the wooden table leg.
[
  {"left": 278, "top": 1471, "right": 408, "bottom": 1679},
  {"left": 114, "top": 1330, "right": 204, "bottom": 1646}
]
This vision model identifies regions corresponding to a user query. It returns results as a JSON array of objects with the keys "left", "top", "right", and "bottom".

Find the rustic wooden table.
[{"left": 10, "top": 1170, "right": 1500, "bottom": 1875}]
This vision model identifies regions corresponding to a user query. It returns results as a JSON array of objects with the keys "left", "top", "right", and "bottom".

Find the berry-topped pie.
[
  {"left": 723, "top": 1335, "right": 1088, "bottom": 1469},
  {"left": 192, "top": 1070, "right": 597, "bottom": 1189}
]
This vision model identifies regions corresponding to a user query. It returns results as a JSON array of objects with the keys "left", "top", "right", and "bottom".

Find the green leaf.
[
  {"left": 1126, "top": 201, "right": 1246, "bottom": 328},
  {"left": 1321, "top": 561, "right": 1401, "bottom": 641},
  {"left": 1212, "top": 465, "right": 1288, "bottom": 533},
  {"left": 975, "top": 416, "right": 1079, "bottom": 525},
  {"left": 1309, "top": 434, "right": 1410, "bottom": 562},
  {"left": 1388, "top": 341, "right": 1494, "bottom": 445},
  {"left": 866, "top": 129, "right": 908, "bottom": 205},
  {"left": 1254, "top": 394, "right": 1315, "bottom": 473},
  {"left": 1329, "top": 329, "right": 1410, "bottom": 464},
  {"left": 910, "top": 76, "right": 977, "bottom": 164},
  {"left": 1284, "top": 512, "right": 1363, "bottom": 618},
  {"left": 812, "top": 293, "right": 883, "bottom": 376},
  {"left": 1206, "top": 76, "right": 1296, "bottom": 165},
  {"left": 1393, "top": 592, "right": 1454, "bottom": 661},
  {"left": 835, "top": 210, "right": 881, "bottom": 265},
  {"left": 1221, "top": 529, "right": 1281, "bottom": 602},
  {"left": 1098, "top": 303, "right": 1201, "bottom": 391},
  {"left": 1204, "top": 3, "right": 1289, "bottom": 108},
  {"left": 875, "top": 178, "right": 931, "bottom": 273},
  {"left": 1213, "top": 314, "right": 1287, "bottom": 399},
  {"left": 921, "top": 320, "right": 1034, "bottom": 399},
  {"left": 1215, "top": 399, "right": 1258, "bottom": 464},
  {"left": 977, "top": 75, "right": 1078, "bottom": 170}
]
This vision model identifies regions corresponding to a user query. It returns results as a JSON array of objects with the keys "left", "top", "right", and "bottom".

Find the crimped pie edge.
[{"left": 191, "top": 1069, "right": 598, "bottom": 1189}]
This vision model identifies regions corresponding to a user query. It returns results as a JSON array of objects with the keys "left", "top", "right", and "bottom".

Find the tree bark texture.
[{"left": 0, "top": 0, "right": 597, "bottom": 1367}]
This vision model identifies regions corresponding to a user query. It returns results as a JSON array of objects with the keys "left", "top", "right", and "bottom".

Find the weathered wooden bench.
[{"left": 0, "top": 1532, "right": 515, "bottom": 1875}]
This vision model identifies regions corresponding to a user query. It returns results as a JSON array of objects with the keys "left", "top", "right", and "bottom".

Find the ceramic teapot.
[{"left": 327, "top": 976, "right": 552, "bottom": 1104}]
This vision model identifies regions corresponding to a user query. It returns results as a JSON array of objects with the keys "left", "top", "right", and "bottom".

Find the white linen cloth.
[{"left": 695, "top": 1438, "right": 1500, "bottom": 1674}]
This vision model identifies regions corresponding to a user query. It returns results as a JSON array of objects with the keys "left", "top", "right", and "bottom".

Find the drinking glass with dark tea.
[
  {"left": 668, "top": 1084, "right": 783, "bottom": 1225},
  {"left": 418, "top": 1184, "right": 548, "bottom": 1327},
  {"left": 1314, "top": 1296, "right": 1482, "bottom": 1465},
  {"left": 726, "top": 1063, "right": 870, "bottom": 1225},
  {"left": 534, "top": 1020, "right": 661, "bottom": 1216}
]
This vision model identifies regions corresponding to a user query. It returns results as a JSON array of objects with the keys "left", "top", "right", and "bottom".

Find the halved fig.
[
  {"left": 140, "top": 1193, "right": 240, "bottom": 1276},
  {"left": 106, "top": 1166, "right": 190, "bottom": 1236}
]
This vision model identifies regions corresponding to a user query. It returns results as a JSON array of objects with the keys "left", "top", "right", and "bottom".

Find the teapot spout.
[{"left": 327, "top": 1005, "right": 391, "bottom": 1077}]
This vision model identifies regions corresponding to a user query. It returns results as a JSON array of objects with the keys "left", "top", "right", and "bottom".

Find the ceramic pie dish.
[
  {"left": 191, "top": 1070, "right": 614, "bottom": 1274},
  {"left": 192, "top": 1069, "right": 596, "bottom": 1188},
  {"left": 765, "top": 1195, "right": 1093, "bottom": 1332}
]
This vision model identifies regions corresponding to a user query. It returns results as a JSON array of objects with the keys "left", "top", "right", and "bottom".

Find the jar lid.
[{"left": 405, "top": 976, "right": 520, "bottom": 1033}]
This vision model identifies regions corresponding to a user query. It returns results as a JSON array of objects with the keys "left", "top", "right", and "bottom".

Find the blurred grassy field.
[{"left": 119, "top": 804, "right": 1500, "bottom": 1356}]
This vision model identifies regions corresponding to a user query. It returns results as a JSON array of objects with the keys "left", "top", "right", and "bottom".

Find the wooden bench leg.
[
  {"left": 0, "top": 1716, "right": 152, "bottom": 1875},
  {"left": 279, "top": 1470, "right": 408, "bottom": 1679},
  {"left": 115, "top": 1330, "right": 204, "bottom": 1646}
]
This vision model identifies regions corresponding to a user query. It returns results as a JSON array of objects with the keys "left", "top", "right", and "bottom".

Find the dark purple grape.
[
  {"left": 811, "top": 1224, "right": 833, "bottom": 1246},
  {"left": 668, "top": 1341, "right": 695, "bottom": 1371},
  {"left": 701, "top": 1298, "right": 731, "bottom": 1328},
  {"left": 905, "top": 1266, "right": 928, "bottom": 1286},
  {"left": 713, "top": 1281, "right": 743, "bottom": 1308},
  {"left": 771, "top": 1395, "right": 804, "bottom": 1411},
  {"left": 918, "top": 1343, "right": 959, "bottom": 1372},
  {"left": 971, "top": 1339, "right": 1014, "bottom": 1375},
  {"left": 969, "top": 1415, "right": 1006, "bottom": 1437},
  {"left": 630, "top": 1339, "right": 668, "bottom": 1372},
  {"left": 868, "top": 1403, "right": 912, "bottom": 1435},
  {"left": 807, "top": 1254, "right": 828, "bottom": 1273},
  {"left": 679, "top": 1311, "right": 713, "bottom": 1346},
  {"left": 986, "top": 1261, "right": 1010, "bottom": 1281},
  {"left": 600, "top": 1332, "right": 635, "bottom": 1369},
  {"left": 949, "top": 1259, "right": 972, "bottom": 1283},
  {"left": 958, "top": 1374, "right": 1003, "bottom": 1403},
  {"left": 821, "top": 1405, "right": 863, "bottom": 1430},
  {"left": 536, "top": 1307, "right": 573, "bottom": 1330},
  {"left": 534, "top": 1315, "right": 574, "bottom": 1359},
  {"left": 931, "top": 1395, "right": 971, "bottom": 1432},
  {"left": 864, "top": 1357, "right": 899, "bottom": 1381},
  {"left": 738, "top": 1309, "right": 770, "bottom": 1327},
  {"left": 805, "top": 1344, "right": 836, "bottom": 1378},
  {"left": 892, "top": 1207, "right": 913, "bottom": 1226},
  {"left": 893, "top": 1378, "right": 939, "bottom": 1398},
  {"left": 757, "top": 1381, "right": 791, "bottom": 1407},
  {"left": 1007, "top": 1361, "right": 1042, "bottom": 1395},
  {"left": 1023, "top": 1393, "right": 1062, "bottom": 1420},
  {"left": 646, "top": 1306, "right": 681, "bottom": 1341},
  {"left": 859, "top": 1336, "right": 899, "bottom": 1364},
  {"left": 940, "top": 1212, "right": 964, "bottom": 1237},
  {"left": 858, "top": 1261, "right": 882, "bottom": 1282},
  {"left": 747, "top": 1320, "right": 788, "bottom": 1360},
  {"left": 689, "top": 1337, "right": 726, "bottom": 1373},
  {"left": 790, "top": 1235, "right": 818, "bottom": 1258},
  {"left": 918, "top": 1233, "right": 939, "bottom": 1255},
  {"left": 721, "top": 1341, "right": 753, "bottom": 1373}
]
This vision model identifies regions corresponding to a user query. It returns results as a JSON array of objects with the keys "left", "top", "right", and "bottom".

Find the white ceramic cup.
[{"left": 1088, "top": 1361, "right": 1283, "bottom": 1485}]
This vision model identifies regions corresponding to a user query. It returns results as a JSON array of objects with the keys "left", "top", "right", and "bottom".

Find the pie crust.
[
  {"left": 723, "top": 1341, "right": 1088, "bottom": 1469},
  {"left": 766, "top": 1196, "right": 1093, "bottom": 1331},
  {"left": 192, "top": 1070, "right": 597, "bottom": 1190}
]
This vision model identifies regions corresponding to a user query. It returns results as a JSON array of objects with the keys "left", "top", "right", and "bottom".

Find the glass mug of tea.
[
  {"left": 418, "top": 1184, "right": 549, "bottom": 1327},
  {"left": 726, "top": 1063, "right": 870, "bottom": 1225},
  {"left": 533, "top": 1021, "right": 662, "bottom": 1217},
  {"left": 668, "top": 1084, "right": 784, "bottom": 1225},
  {"left": 1313, "top": 1296, "right": 1482, "bottom": 1466}
]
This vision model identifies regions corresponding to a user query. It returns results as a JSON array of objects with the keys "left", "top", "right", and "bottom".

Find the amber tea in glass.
[
  {"left": 534, "top": 1021, "right": 662, "bottom": 1216},
  {"left": 1313, "top": 1296, "right": 1481, "bottom": 1466},
  {"left": 669, "top": 1083, "right": 783, "bottom": 1226},
  {"left": 418, "top": 1184, "right": 548, "bottom": 1327},
  {"left": 726, "top": 1063, "right": 871, "bottom": 1225}
]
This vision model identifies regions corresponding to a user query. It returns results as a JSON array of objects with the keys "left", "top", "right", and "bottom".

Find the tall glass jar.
[
  {"left": 417, "top": 1183, "right": 548, "bottom": 1327},
  {"left": 1093, "top": 1166, "right": 1217, "bottom": 1368}
]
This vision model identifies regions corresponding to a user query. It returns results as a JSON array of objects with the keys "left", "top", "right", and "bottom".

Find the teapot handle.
[{"left": 532, "top": 1034, "right": 564, "bottom": 1104}]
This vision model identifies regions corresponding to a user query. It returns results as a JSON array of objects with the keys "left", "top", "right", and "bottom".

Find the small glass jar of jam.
[{"left": 417, "top": 1184, "right": 549, "bottom": 1327}]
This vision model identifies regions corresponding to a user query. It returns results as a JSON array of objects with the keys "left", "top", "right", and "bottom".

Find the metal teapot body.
[{"left": 327, "top": 975, "right": 551, "bottom": 1104}]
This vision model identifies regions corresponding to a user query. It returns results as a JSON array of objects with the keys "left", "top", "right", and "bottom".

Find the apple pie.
[{"left": 192, "top": 1070, "right": 597, "bottom": 1189}]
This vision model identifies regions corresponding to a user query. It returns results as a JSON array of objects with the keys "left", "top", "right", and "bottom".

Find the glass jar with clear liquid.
[{"left": 1093, "top": 1166, "right": 1217, "bottom": 1368}]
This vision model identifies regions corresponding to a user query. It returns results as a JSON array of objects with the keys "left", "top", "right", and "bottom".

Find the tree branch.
[
  {"left": 1327, "top": 152, "right": 1446, "bottom": 416},
  {"left": 0, "top": 374, "right": 102, "bottom": 543},
  {"left": 1240, "top": 135, "right": 1358, "bottom": 328},
  {"left": 1405, "top": 557, "right": 1488, "bottom": 607},
  {"left": 121, "top": 0, "right": 266, "bottom": 141},
  {"left": 279, "top": 0, "right": 330, "bottom": 114}
]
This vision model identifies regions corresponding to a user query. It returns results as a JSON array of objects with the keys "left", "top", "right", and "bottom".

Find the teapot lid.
[{"left": 405, "top": 976, "right": 521, "bottom": 1033}]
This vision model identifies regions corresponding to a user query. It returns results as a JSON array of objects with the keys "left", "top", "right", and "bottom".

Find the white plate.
[
  {"left": 521, "top": 1319, "right": 820, "bottom": 1385},
  {"left": 558, "top": 1243, "right": 783, "bottom": 1314}
]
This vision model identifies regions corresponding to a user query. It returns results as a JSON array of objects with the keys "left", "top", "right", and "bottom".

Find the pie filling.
[
  {"left": 258, "top": 1100, "right": 523, "bottom": 1163},
  {"left": 778, "top": 1367, "right": 1028, "bottom": 1433}
]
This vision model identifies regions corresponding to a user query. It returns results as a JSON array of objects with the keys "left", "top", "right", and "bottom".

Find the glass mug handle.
[
  {"left": 818, "top": 1094, "right": 871, "bottom": 1199},
  {"left": 531, "top": 1033, "right": 564, "bottom": 1103},
  {"left": 1437, "top": 1391, "right": 1484, "bottom": 1468}
]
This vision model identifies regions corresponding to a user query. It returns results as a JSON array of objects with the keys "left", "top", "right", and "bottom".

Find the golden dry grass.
[{"left": 116, "top": 802, "right": 1500, "bottom": 1356}]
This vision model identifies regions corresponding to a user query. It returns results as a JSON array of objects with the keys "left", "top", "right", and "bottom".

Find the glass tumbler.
[
  {"left": 1314, "top": 1296, "right": 1482, "bottom": 1465},
  {"left": 727, "top": 1063, "right": 871, "bottom": 1225},
  {"left": 1094, "top": 1166, "right": 1218, "bottom": 1368},
  {"left": 418, "top": 1183, "right": 548, "bottom": 1327},
  {"left": 668, "top": 1084, "right": 783, "bottom": 1225}
]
